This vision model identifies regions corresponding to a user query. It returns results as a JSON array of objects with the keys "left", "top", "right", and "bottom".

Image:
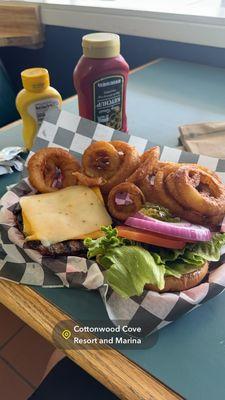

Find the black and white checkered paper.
[{"left": 1, "top": 108, "right": 225, "bottom": 336}]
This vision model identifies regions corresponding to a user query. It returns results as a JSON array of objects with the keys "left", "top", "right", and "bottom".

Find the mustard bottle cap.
[
  {"left": 82, "top": 32, "right": 120, "bottom": 59},
  {"left": 21, "top": 68, "right": 50, "bottom": 92}
]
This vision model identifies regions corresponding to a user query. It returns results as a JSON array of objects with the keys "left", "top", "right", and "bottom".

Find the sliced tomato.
[{"left": 116, "top": 225, "right": 186, "bottom": 249}]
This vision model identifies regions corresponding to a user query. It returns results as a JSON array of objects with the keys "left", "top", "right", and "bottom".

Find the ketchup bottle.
[{"left": 73, "top": 32, "right": 129, "bottom": 132}]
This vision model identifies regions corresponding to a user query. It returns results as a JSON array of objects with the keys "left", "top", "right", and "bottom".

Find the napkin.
[
  {"left": 0, "top": 147, "right": 24, "bottom": 175},
  {"left": 179, "top": 121, "right": 225, "bottom": 158}
]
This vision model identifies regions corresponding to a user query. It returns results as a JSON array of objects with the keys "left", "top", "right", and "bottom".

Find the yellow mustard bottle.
[{"left": 16, "top": 68, "right": 62, "bottom": 150}]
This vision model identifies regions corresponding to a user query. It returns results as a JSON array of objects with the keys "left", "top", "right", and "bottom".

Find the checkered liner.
[{"left": 1, "top": 107, "right": 225, "bottom": 337}]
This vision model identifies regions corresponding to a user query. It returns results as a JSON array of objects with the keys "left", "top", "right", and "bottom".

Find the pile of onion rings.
[
  {"left": 164, "top": 166, "right": 225, "bottom": 223},
  {"left": 149, "top": 164, "right": 225, "bottom": 227},
  {"left": 27, "top": 141, "right": 140, "bottom": 195},
  {"left": 27, "top": 141, "right": 225, "bottom": 228}
]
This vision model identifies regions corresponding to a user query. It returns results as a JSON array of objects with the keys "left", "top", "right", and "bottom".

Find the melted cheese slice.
[{"left": 20, "top": 186, "right": 112, "bottom": 245}]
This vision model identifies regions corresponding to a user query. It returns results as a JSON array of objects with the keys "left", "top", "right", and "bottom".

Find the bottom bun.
[{"left": 145, "top": 261, "right": 209, "bottom": 293}]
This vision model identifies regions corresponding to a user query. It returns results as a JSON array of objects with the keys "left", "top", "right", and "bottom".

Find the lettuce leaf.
[
  {"left": 99, "top": 246, "right": 165, "bottom": 298},
  {"left": 153, "top": 233, "right": 225, "bottom": 267},
  {"left": 84, "top": 227, "right": 225, "bottom": 298},
  {"left": 84, "top": 226, "right": 131, "bottom": 258},
  {"left": 165, "top": 266, "right": 181, "bottom": 278},
  {"left": 165, "top": 263, "right": 202, "bottom": 279},
  {"left": 184, "top": 233, "right": 225, "bottom": 262}
]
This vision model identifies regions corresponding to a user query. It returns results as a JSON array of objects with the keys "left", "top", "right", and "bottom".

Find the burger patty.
[
  {"left": 24, "top": 239, "right": 86, "bottom": 257},
  {"left": 13, "top": 204, "right": 86, "bottom": 257}
]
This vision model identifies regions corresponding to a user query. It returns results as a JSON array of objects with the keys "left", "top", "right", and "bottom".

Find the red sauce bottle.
[{"left": 73, "top": 32, "right": 129, "bottom": 132}]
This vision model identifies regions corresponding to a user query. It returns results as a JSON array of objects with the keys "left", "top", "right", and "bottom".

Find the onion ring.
[
  {"left": 147, "top": 162, "right": 211, "bottom": 209},
  {"left": 101, "top": 141, "right": 140, "bottom": 195},
  {"left": 127, "top": 146, "right": 160, "bottom": 184},
  {"left": 152, "top": 164, "right": 223, "bottom": 227},
  {"left": 166, "top": 166, "right": 225, "bottom": 216},
  {"left": 157, "top": 169, "right": 207, "bottom": 224},
  {"left": 138, "top": 175, "right": 159, "bottom": 204},
  {"left": 140, "top": 147, "right": 159, "bottom": 163},
  {"left": 72, "top": 171, "right": 106, "bottom": 187},
  {"left": 107, "top": 182, "right": 145, "bottom": 221},
  {"left": 82, "top": 141, "right": 120, "bottom": 179},
  {"left": 158, "top": 161, "right": 222, "bottom": 182},
  {"left": 196, "top": 165, "right": 222, "bottom": 183},
  {"left": 137, "top": 159, "right": 176, "bottom": 204},
  {"left": 151, "top": 165, "right": 224, "bottom": 227},
  {"left": 28, "top": 147, "right": 81, "bottom": 193},
  {"left": 153, "top": 167, "right": 184, "bottom": 215}
]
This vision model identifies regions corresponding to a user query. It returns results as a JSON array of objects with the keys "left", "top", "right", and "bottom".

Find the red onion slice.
[
  {"left": 125, "top": 213, "right": 212, "bottom": 242},
  {"left": 115, "top": 192, "right": 133, "bottom": 206},
  {"left": 221, "top": 216, "right": 225, "bottom": 232}
]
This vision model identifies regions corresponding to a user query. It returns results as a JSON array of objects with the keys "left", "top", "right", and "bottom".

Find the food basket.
[{"left": 1, "top": 108, "right": 225, "bottom": 337}]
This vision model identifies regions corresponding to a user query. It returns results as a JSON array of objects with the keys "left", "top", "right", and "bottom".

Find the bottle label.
[
  {"left": 27, "top": 98, "right": 60, "bottom": 128},
  {"left": 93, "top": 75, "right": 124, "bottom": 130}
]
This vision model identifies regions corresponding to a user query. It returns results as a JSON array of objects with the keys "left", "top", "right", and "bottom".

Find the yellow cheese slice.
[
  {"left": 91, "top": 187, "right": 104, "bottom": 204},
  {"left": 78, "top": 230, "right": 104, "bottom": 239},
  {"left": 20, "top": 185, "right": 112, "bottom": 245}
]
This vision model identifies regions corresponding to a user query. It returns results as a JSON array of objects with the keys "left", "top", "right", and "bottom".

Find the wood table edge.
[{"left": 0, "top": 280, "right": 182, "bottom": 400}]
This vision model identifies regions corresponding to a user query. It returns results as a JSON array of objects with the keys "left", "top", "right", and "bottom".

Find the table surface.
[{"left": 1, "top": 58, "right": 225, "bottom": 400}]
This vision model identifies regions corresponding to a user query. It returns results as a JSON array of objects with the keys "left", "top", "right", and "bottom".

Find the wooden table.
[
  {"left": 1, "top": 59, "right": 225, "bottom": 400},
  {"left": 0, "top": 282, "right": 180, "bottom": 400}
]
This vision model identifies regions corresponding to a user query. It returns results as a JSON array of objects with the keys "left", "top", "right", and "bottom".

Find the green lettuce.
[
  {"left": 155, "top": 233, "right": 225, "bottom": 279},
  {"left": 184, "top": 233, "right": 225, "bottom": 262},
  {"left": 100, "top": 246, "right": 165, "bottom": 298},
  {"left": 84, "top": 226, "right": 131, "bottom": 258},
  {"left": 84, "top": 227, "right": 225, "bottom": 298}
]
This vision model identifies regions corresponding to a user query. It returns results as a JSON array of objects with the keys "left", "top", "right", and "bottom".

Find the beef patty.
[{"left": 13, "top": 203, "right": 86, "bottom": 257}]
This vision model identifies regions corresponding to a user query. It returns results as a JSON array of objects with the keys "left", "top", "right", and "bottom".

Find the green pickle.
[{"left": 139, "top": 203, "right": 180, "bottom": 223}]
